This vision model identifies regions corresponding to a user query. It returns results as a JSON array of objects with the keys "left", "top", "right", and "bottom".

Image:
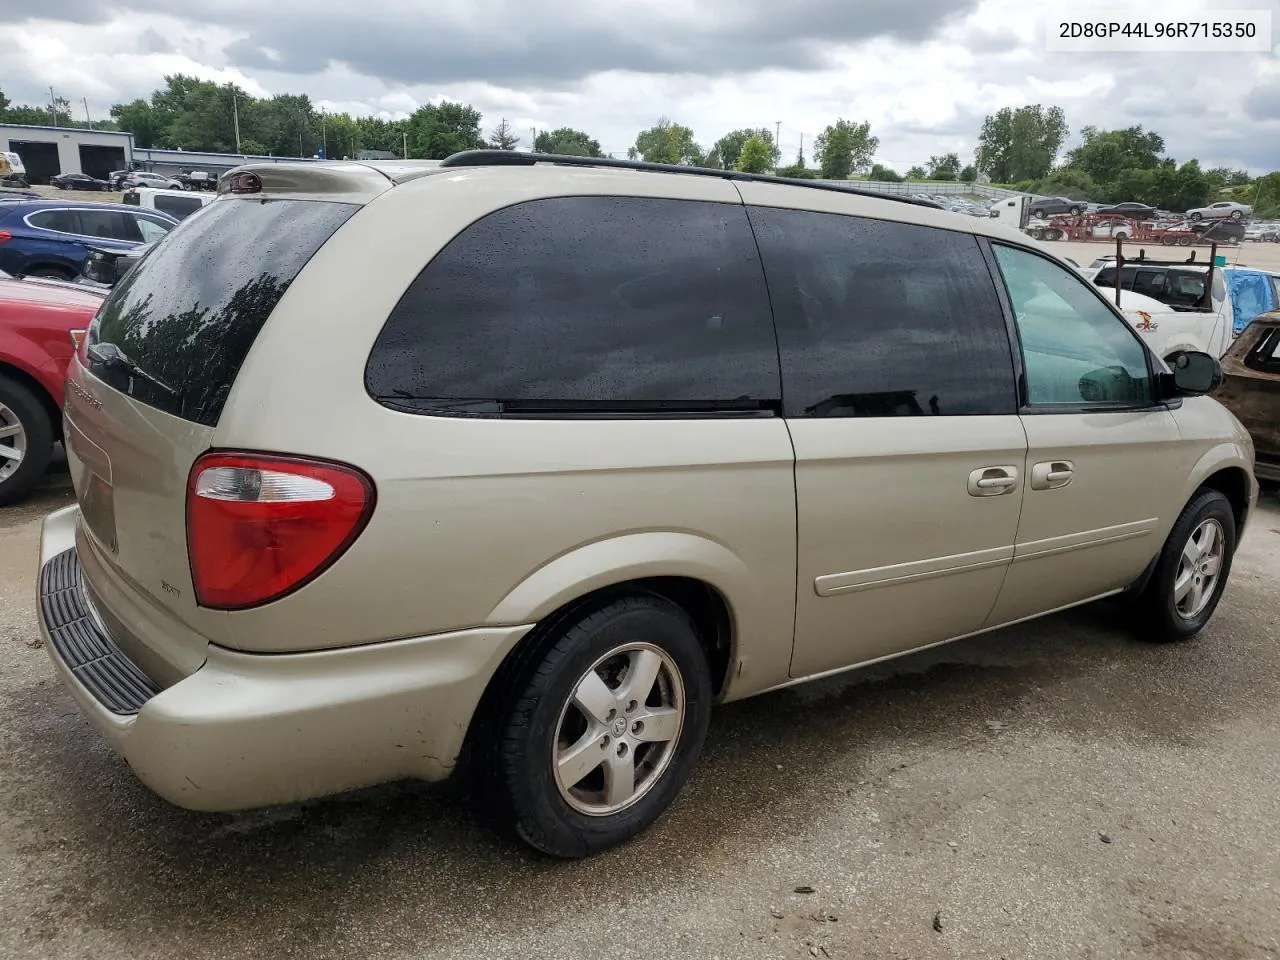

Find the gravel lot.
[{"left": 1, "top": 466, "right": 1278, "bottom": 960}]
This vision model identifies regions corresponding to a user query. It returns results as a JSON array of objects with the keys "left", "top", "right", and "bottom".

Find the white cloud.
[{"left": 2, "top": 0, "right": 1278, "bottom": 170}]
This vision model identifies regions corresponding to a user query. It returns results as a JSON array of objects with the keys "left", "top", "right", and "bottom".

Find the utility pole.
[
  {"left": 49, "top": 87, "right": 58, "bottom": 127},
  {"left": 82, "top": 98, "right": 92, "bottom": 128},
  {"left": 299, "top": 132, "right": 303, "bottom": 157},
  {"left": 321, "top": 110, "right": 327, "bottom": 159},
  {"left": 402, "top": 131, "right": 409, "bottom": 159},
  {"left": 799, "top": 133, "right": 804, "bottom": 165},
  {"left": 531, "top": 127, "right": 537, "bottom": 152},
  {"left": 775, "top": 120, "right": 781, "bottom": 148},
  {"left": 232, "top": 94, "right": 242, "bottom": 154}
]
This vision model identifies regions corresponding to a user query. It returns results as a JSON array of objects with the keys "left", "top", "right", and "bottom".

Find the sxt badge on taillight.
[{"left": 186, "top": 452, "right": 375, "bottom": 610}]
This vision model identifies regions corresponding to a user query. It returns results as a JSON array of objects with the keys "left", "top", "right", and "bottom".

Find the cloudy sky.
[{"left": 2, "top": 0, "right": 1279, "bottom": 172}]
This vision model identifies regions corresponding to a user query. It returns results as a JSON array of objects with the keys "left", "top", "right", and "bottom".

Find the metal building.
[{"left": 0, "top": 123, "right": 135, "bottom": 183}]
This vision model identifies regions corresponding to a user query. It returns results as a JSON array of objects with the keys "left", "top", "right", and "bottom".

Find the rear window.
[
  {"left": 88, "top": 198, "right": 357, "bottom": 426},
  {"left": 153, "top": 193, "right": 203, "bottom": 219}
]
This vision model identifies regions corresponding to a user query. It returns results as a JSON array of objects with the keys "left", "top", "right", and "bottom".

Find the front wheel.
[
  {"left": 483, "top": 595, "right": 712, "bottom": 858},
  {"left": 0, "top": 374, "right": 54, "bottom": 506},
  {"left": 1190, "top": 212, "right": 1203, "bottom": 221},
  {"left": 1128, "top": 489, "right": 1236, "bottom": 642},
  {"left": 1230, "top": 210, "right": 1243, "bottom": 220}
]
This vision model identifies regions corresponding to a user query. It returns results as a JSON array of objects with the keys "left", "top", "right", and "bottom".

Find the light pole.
[
  {"left": 49, "top": 87, "right": 58, "bottom": 127},
  {"left": 232, "top": 94, "right": 242, "bottom": 154},
  {"left": 402, "top": 131, "right": 409, "bottom": 159}
]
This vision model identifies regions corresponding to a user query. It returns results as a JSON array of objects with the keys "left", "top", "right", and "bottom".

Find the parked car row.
[{"left": 0, "top": 199, "right": 177, "bottom": 281}]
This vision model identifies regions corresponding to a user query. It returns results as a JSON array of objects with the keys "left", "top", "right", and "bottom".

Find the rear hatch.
[{"left": 63, "top": 194, "right": 360, "bottom": 680}]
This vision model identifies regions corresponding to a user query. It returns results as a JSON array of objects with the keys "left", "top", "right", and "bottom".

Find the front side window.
[
  {"left": 993, "top": 244, "right": 1153, "bottom": 407},
  {"left": 747, "top": 207, "right": 1016, "bottom": 418},
  {"left": 75, "top": 209, "right": 137, "bottom": 241},
  {"left": 366, "top": 196, "right": 780, "bottom": 416}
]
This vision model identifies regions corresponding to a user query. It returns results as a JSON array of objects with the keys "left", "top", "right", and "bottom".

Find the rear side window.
[
  {"left": 154, "top": 194, "right": 203, "bottom": 219},
  {"left": 29, "top": 208, "right": 136, "bottom": 240},
  {"left": 366, "top": 196, "right": 780, "bottom": 416},
  {"left": 89, "top": 198, "right": 357, "bottom": 426},
  {"left": 747, "top": 207, "right": 1016, "bottom": 417}
]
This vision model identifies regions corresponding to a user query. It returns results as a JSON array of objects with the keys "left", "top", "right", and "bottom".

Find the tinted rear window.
[
  {"left": 88, "top": 198, "right": 357, "bottom": 426},
  {"left": 366, "top": 196, "right": 781, "bottom": 416}
]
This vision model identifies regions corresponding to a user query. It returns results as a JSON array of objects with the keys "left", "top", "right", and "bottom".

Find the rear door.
[
  {"left": 983, "top": 242, "right": 1187, "bottom": 624},
  {"left": 741, "top": 196, "right": 1026, "bottom": 678},
  {"left": 63, "top": 196, "right": 360, "bottom": 676}
]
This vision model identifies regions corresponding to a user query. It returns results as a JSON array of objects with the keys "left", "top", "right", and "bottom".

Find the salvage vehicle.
[
  {"left": 37, "top": 152, "right": 1257, "bottom": 858},
  {"left": 0, "top": 275, "right": 104, "bottom": 503},
  {"left": 1214, "top": 311, "right": 1280, "bottom": 482},
  {"left": 1091, "top": 259, "right": 1235, "bottom": 362},
  {"left": 1186, "top": 201, "right": 1251, "bottom": 222},
  {"left": 121, "top": 186, "right": 214, "bottom": 221},
  {"left": 0, "top": 199, "right": 177, "bottom": 280}
]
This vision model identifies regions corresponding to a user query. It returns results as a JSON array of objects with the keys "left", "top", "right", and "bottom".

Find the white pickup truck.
[{"left": 1087, "top": 259, "right": 1235, "bottom": 362}]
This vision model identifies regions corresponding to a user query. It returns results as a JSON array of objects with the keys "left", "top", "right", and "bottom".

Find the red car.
[{"left": 0, "top": 273, "right": 104, "bottom": 503}]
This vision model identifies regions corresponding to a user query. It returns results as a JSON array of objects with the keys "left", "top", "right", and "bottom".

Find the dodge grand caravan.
[{"left": 37, "top": 152, "right": 1258, "bottom": 858}]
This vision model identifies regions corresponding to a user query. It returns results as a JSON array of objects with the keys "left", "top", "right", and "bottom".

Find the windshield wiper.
[{"left": 86, "top": 342, "right": 181, "bottom": 398}]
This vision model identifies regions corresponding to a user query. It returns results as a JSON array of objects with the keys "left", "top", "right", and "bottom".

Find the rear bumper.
[{"left": 37, "top": 504, "right": 531, "bottom": 812}]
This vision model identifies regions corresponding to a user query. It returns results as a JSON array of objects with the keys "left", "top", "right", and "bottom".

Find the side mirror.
[
  {"left": 989, "top": 209, "right": 999, "bottom": 218},
  {"left": 1162, "top": 350, "right": 1223, "bottom": 397}
]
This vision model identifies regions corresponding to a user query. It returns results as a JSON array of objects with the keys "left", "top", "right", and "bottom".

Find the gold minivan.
[{"left": 36, "top": 153, "right": 1258, "bottom": 857}]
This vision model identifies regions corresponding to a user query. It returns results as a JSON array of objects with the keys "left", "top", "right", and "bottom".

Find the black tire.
[
  {"left": 1032, "top": 208, "right": 1045, "bottom": 219},
  {"left": 482, "top": 594, "right": 712, "bottom": 858},
  {"left": 1128, "top": 489, "right": 1236, "bottom": 643},
  {"left": 1069, "top": 205, "right": 1083, "bottom": 215},
  {"left": 1190, "top": 211, "right": 1202, "bottom": 221},
  {"left": 1230, "top": 210, "right": 1242, "bottom": 220},
  {"left": 0, "top": 374, "right": 54, "bottom": 506},
  {"left": 22, "top": 266, "right": 74, "bottom": 281}
]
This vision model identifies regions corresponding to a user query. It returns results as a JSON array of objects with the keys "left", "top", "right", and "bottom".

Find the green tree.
[
  {"left": 814, "top": 119, "right": 878, "bottom": 179},
  {"left": 735, "top": 135, "right": 774, "bottom": 173},
  {"left": 533, "top": 127, "right": 602, "bottom": 156},
  {"left": 776, "top": 164, "right": 817, "bottom": 179},
  {"left": 868, "top": 163, "right": 902, "bottom": 182},
  {"left": 110, "top": 99, "right": 164, "bottom": 147},
  {"left": 905, "top": 165, "right": 928, "bottom": 180},
  {"left": 630, "top": 118, "right": 702, "bottom": 165},
  {"left": 708, "top": 128, "right": 779, "bottom": 170},
  {"left": 488, "top": 117, "right": 520, "bottom": 150},
  {"left": 1252, "top": 172, "right": 1280, "bottom": 218},
  {"left": 927, "top": 152, "right": 960, "bottom": 180},
  {"left": 959, "top": 164, "right": 977, "bottom": 183},
  {"left": 406, "top": 100, "right": 484, "bottom": 159},
  {"left": 1065, "top": 125, "right": 1165, "bottom": 185},
  {"left": 0, "top": 88, "right": 8, "bottom": 118},
  {"left": 974, "top": 104, "right": 1068, "bottom": 182}
]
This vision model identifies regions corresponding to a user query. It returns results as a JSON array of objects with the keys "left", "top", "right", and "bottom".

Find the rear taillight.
[
  {"left": 186, "top": 452, "right": 375, "bottom": 610},
  {"left": 0, "top": 231, "right": 11, "bottom": 245}
]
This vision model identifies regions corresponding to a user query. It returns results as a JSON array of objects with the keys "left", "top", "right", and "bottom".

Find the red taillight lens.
[
  {"left": 0, "top": 231, "right": 11, "bottom": 245},
  {"left": 186, "top": 452, "right": 375, "bottom": 610}
]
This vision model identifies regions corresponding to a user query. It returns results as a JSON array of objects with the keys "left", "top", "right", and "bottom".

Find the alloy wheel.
[
  {"left": 0, "top": 401, "right": 27, "bottom": 483},
  {"left": 1174, "top": 518, "right": 1225, "bottom": 619},
  {"left": 553, "top": 642, "right": 685, "bottom": 816}
]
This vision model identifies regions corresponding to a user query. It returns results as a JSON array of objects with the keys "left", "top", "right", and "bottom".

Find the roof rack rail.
[{"left": 438, "top": 150, "right": 945, "bottom": 209}]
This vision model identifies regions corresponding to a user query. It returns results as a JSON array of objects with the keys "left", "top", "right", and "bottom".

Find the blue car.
[
  {"left": 0, "top": 199, "right": 178, "bottom": 281},
  {"left": 1224, "top": 266, "right": 1280, "bottom": 336}
]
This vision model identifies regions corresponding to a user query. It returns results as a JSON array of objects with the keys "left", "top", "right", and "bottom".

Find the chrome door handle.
[
  {"left": 1030, "top": 460, "right": 1074, "bottom": 491},
  {"left": 967, "top": 465, "right": 1019, "bottom": 497}
]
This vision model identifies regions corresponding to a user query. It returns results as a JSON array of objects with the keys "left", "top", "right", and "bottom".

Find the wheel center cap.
[{"left": 611, "top": 716, "right": 627, "bottom": 737}]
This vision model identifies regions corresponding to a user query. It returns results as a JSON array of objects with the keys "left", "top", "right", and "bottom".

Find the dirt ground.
[
  {"left": 1, "top": 467, "right": 1278, "bottom": 959},
  {"left": 1050, "top": 238, "right": 1280, "bottom": 274}
]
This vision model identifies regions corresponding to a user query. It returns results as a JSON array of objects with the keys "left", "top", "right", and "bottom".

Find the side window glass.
[
  {"left": 1244, "top": 327, "right": 1280, "bottom": 374},
  {"left": 154, "top": 195, "right": 200, "bottom": 219},
  {"left": 747, "top": 206, "right": 1016, "bottom": 417},
  {"left": 75, "top": 209, "right": 137, "bottom": 241},
  {"left": 134, "top": 215, "right": 172, "bottom": 242},
  {"left": 29, "top": 210, "right": 76, "bottom": 233},
  {"left": 993, "top": 244, "right": 1153, "bottom": 406},
  {"left": 366, "top": 196, "right": 781, "bottom": 415}
]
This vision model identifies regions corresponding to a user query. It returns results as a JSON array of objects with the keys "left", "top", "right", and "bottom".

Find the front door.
[
  {"left": 739, "top": 192, "right": 1027, "bottom": 679},
  {"left": 984, "top": 242, "right": 1187, "bottom": 625}
]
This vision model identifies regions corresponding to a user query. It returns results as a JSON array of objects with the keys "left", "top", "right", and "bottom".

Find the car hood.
[{"left": 0, "top": 276, "right": 107, "bottom": 310}]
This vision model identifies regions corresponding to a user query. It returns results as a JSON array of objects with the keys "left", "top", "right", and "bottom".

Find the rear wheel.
[
  {"left": 1032, "top": 208, "right": 1045, "bottom": 219},
  {"left": 1128, "top": 489, "right": 1236, "bottom": 643},
  {"left": 482, "top": 595, "right": 712, "bottom": 858},
  {"left": 1190, "top": 212, "right": 1203, "bottom": 221},
  {"left": 0, "top": 374, "right": 54, "bottom": 506},
  {"left": 1230, "top": 210, "right": 1243, "bottom": 220}
]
